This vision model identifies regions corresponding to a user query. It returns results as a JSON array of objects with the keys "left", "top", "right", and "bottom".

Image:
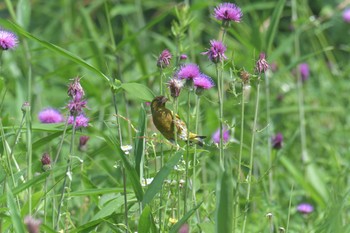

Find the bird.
[{"left": 150, "top": 96, "right": 206, "bottom": 146}]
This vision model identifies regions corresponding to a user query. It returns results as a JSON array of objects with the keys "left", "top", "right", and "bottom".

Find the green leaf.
[
  {"left": 92, "top": 195, "right": 124, "bottom": 221},
  {"left": 215, "top": 169, "right": 234, "bottom": 233},
  {"left": 265, "top": 0, "right": 286, "bottom": 53},
  {"left": 70, "top": 219, "right": 107, "bottom": 233},
  {"left": 121, "top": 83, "right": 155, "bottom": 102},
  {"left": 16, "top": 0, "right": 31, "bottom": 29},
  {"left": 0, "top": 20, "right": 110, "bottom": 83},
  {"left": 41, "top": 223, "right": 58, "bottom": 233},
  {"left": 169, "top": 202, "right": 202, "bottom": 233},
  {"left": 134, "top": 105, "right": 147, "bottom": 177},
  {"left": 32, "top": 131, "right": 64, "bottom": 149},
  {"left": 117, "top": 148, "right": 144, "bottom": 201},
  {"left": 142, "top": 151, "right": 183, "bottom": 206},
  {"left": 138, "top": 205, "right": 152, "bottom": 233},
  {"left": 69, "top": 188, "right": 128, "bottom": 197},
  {"left": 0, "top": 165, "right": 66, "bottom": 204},
  {"left": 280, "top": 156, "right": 326, "bottom": 207},
  {"left": 6, "top": 185, "right": 25, "bottom": 233}
]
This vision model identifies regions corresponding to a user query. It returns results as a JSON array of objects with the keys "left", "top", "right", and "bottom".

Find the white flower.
[{"left": 121, "top": 145, "right": 132, "bottom": 155}]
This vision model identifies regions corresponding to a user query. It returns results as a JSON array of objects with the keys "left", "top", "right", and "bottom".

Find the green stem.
[
  {"left": 242, "top": 77, "right": 261, "bottom": 232},
  {"left": 215, "top": 64, "right": 224, "bottom": 170},
  {"left": 286, "top": 184, "right": 294, "bottom": 233},
  {"left": 265, "top": 71, "right": 273, "bottom": 200},
  {"left": 292, "top": 0, "right": 308, "bottom": 164},
  {"left": 193, "top": 95, "right": 201, "bottom": 224},
  {"left": 111, "top": 89, "right": 129, "bottom": 232},
  {"left": 44, "top": 177, "right": 48, "bottom": 225},
  {"left": 25, "top": 103, "right": 32, "bottom": 215},
  {"left": 234, "top": 81, "right": 246, "bottom": 231},
  {"left": 55, "top": 115, "right": 77, "bottom": 230},
  {"left": 54, "top": 116, "right": 70, "bottom": 164},
  {"left": 184, "top": 90, "right": 191, "bottom": 214}
]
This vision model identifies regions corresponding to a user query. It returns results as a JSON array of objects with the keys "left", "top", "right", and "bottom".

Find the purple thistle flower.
[
  {"left": 157, "top": 49, "right": 172, "bottom": 68},
  {"left": 67, "top": 99, "right": 87, "bottom": 116},
  {"left": 214, "top": 2, "right": 243, "bottom": 22},
  {"left": 202, "top": 40, "right": 227, "bottom": 64},
  {"left": 343, "top": 8, "right": 350, "bottom": 23},
  {"left": 177, "top": 63, "right": 201, "bottom": 80},
  {"left": 68, "top": 114, "right": 89, "bottom": 128},
  {"left": 271, "top": 133, "right": 283, "bottom": 149},
  {"left": 255, "top": 52, "right": 269, "bottom": 74},
  {"left": 168, "top": 78, "right": 184, "bottom": 98},
  {"left": 180, "top": 54, "right": 188, "bottom": 60},
  {"left": 212, "top": 127, "right": 230, "bottom": 144},
  {"left": 299, "top": 63, "right": 310, "bottom": 81},
  {"left": 0, "top": 29, "right": 18, "bottom": 50},
  {"left": 24, "top": 216, "right": 41, "bottom": 233},
  {"left": 297, "top": 203, "right": 314, "bottom": 214},
  {"left": 67, "top": 77, "right": 85, "bottom": 101},
  {"left": 38, "top": 108, "right": 64, "bottom": 124},
  {"left": 194, "top": 74, "right": 215, "bottom": 95}
]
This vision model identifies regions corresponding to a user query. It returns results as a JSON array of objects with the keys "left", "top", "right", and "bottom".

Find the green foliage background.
[{"left": 0, "top": 0, "right": 350, "bottom": 232}]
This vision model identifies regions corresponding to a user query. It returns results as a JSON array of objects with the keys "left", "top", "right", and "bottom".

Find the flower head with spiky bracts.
[
  {"left": 194, "top": 74, "right": 215, "bottom": 95},
  {"left": 68, "top": 114, "right": 89, "bottom": 128},
  {"left": 255, "top": 52, "right": 269, "bottom": 74},
  {"left": 38, "top": 108, "right": 64, "bottom": 123},
  {"left": 157, "top": 49, "right": 172, "bottom": 68},
  {"left": 177, "top": 63, "right": 201, "bottom": 80},
  {"left": 0, "top": 29, "right": 18, "bottom": 50},
  {"left": 202, "top": 40, "right": 227, "bottom": 64},
  {"left": 168, "top": 78, "right": 184, "bottom": 98},
  {"left": 212, "top": 127, "right": 230, "bottom": 144},
  {"left": 214, "top": 3, "right": 243, "bottom": 23}
]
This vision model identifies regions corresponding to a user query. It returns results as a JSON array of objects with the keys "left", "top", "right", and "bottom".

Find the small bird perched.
[{"left": 151, "top": 96, "right": 206, "bottom": 146}]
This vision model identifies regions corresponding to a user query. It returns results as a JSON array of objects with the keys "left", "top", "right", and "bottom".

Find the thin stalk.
[
  {"left": 233, "top": 81, "right": 246, "bottom": 231},
  {"left": 111, "top": 89, "right": 128, "bottom": 232},
  {"left": 0, "top": 118, "right": 20, "bottom": 209},
  {"left": 193, "top": 95, "right": 201, "bottom": 224},
  {"left": 292, "top": 0, "right": 309, "bottom": 164},
  {"left": 160, "top": 69, "right": 164, "bottom": 95},
  {"left": 158, "top": 68, "right": 165, "bottom": 229},
  {"left": 54, "top": 116, "right": 70, "bottom": 164},
  {"left": 265, "top": 71, "right": 273, "bottom": 199},
  {"left": 6, "top": 111, "right": 26, "bottom": 188},
  {"left": 215, "top": 64, "right": 224, "bottom": 170},
  {"left": 286, "top": 184, "right": 294, "bottom": 233},
  {"left": 44, "top": 176, "right": 48, "bottom": 225},
  {"left": 105, "top": 4, "right": 130, "bottom": 229},
  {"left": 172, "top": 97, "right": 179, "bottom": 219},
  {"left": 184, "top": 90, "right": 191, "bottom": 214},
  {"left": 55, "top": 115, "right": 77, "bottom": 230},
  {"left": 25, "top": 103, "right": 32, "bottom": 215},
  {"left": 242, "top": 77, "right": 261, "bottom": 232},
  {"left": 24, "top": 39, "right": 33, "bottom": 216}
]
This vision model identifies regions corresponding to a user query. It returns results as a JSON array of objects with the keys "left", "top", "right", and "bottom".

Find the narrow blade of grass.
[
  {"left": 215, "top": 169, "right": 234, "bottom": 233},
  {"left": 142, "top": 150, "right": 182, "bottom": 206},
  {"left": 6, "top": 184, "right": 25, "bottom": 233}
]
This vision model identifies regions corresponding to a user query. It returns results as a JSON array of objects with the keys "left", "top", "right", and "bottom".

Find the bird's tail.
[{"left": 190, "top": 134, "right": 206, "bottom": 147}]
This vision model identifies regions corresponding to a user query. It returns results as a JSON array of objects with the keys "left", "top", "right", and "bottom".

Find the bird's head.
[{"left": 151, "top": 96, "right": 168, "bottom": 109}]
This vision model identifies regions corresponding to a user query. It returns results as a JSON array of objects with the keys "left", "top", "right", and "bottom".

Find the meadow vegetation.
[{"left": 1, "top": 0, "right": 350, "bottom": 232}]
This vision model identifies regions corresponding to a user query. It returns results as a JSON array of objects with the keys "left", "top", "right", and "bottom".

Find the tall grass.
[{"left": 0, "top": 0, "right": 350, "bottom": 232}]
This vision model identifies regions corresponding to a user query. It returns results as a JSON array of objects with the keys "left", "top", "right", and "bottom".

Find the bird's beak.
[{"left": 160, "top": 96, "right": 168, "bottom": 104}]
